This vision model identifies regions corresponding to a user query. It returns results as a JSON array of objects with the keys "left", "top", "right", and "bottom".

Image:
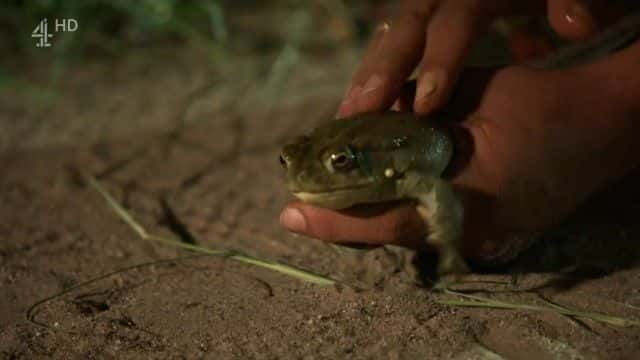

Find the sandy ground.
[{"left": 1, "top": 42, "right": 640, "bottom": 359}]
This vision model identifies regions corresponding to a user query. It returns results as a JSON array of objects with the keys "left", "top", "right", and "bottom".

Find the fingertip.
[
  {"left": 547, "top": 0, "right": 598, "bottom": 40},
  {"left": 280, "top": 206, "right": 308, "bottom": 234},
  {"left": 337, "top": 84, "right": 363, "bottom": 118},
  {"left": 413, "top": 68, "right": 450, "bottom": 114},
  {"left": 343, "top": 8, "right": 428, "bottom": 116},
  {"left": 415, "top": 1, "right": 486, "bottom": 114},
  {"left": 337, "top": 21, "right": 390, "bottom": 119},
  {"left": 361, "top": 73, "right": 385, "bottom": 96},
  {"left": 337, "top": 75, "right": 395, "bottom": 118},
  {"left": 281, "top": 202, "right": 344, "bottom": 242},
  {"left": 337, "top": 102, "right": 354, "bottom": 119},
  {"left": 350, "top": 74, "right": 398, "bottom": 115}
]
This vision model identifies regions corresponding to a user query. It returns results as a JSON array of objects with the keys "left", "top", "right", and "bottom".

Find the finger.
[
  {"left": 280, "top": 201, "right": 427, "bottom": 249},
  {"left": 337, "top": 22, "right": 389, "bottom": 118},
  {"left": 338, "top": 1, "right": 435, "bottom": 118},
  {"left": 414, "top": 1, "right": 490, "bottom": 114},
  {"left": 547, "top": 0, "right": 598, "bottom": 40}
]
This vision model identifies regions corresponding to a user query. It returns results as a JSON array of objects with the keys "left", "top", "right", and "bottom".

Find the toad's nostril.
[{"left": 279, "top": 154, "right": 288, "bottom": 169}]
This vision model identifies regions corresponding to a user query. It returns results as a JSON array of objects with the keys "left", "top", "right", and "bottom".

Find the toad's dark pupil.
[
  {"left": 279, "top": 155, "right": 287, "bottom": 169},
  {"left": 332, "top": 154, "right": 349, "bottom": 167}
]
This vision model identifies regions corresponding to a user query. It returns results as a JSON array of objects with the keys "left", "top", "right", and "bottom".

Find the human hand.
[
  {"left": 337, "top": 0, "right": 607, "bottom": 118},
  {"left": 281, "top": 36, "right": 640, "bottom": 262}
]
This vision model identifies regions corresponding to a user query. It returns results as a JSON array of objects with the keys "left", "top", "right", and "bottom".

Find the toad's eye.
[{"left": 325, "top": 148, "right": 357, "bottom": 173}]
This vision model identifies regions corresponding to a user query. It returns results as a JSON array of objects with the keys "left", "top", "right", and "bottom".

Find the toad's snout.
[{"left": 280, "top": 137, "right": 310, "bottom": 171}]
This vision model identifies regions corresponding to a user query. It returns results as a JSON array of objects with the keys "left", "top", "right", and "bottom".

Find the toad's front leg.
[{"left": 402, "top": 173, "right": 469, "bottom": 277}]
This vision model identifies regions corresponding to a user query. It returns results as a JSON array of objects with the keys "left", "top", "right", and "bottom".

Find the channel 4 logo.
[{"left": 32, "top": 18, "right": 78, "bottom": 48}]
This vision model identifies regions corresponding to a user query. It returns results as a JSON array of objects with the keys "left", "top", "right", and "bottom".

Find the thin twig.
[
  {"left": 84, "top": 174, "right": 336, "bottom": 286},
  {"left": 437, "top": 288, "right": 640, "bottom": 328}
]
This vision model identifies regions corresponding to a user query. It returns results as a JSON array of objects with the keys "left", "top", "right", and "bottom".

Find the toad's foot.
[
  {"left": 432, "top": 275, "right": 463, "bottom": 292},
  {"left": 414, "top": 177, "right": 470, "bottom": 276},
  {"left": 437, "top": 247, "right": 470, "bottom": 276}
]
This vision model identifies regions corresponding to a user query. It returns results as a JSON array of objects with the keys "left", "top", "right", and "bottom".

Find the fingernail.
[
  {"left": 280, "top": 208, "right": 307, "bottom": 233},
  {"left": 414, "top": 70, "right": 442, "bottom": 110},
  {"left": 343, "top": 84, "right": 362, "bottom": 104},
  {"left": 337, "top": 84, "right": 362, "bottom": 118},
  {"left": 566, "top": 2, "right": 590, "bottom": 25},
  {"left": 378, "top": 21, "right": 391, "bottom": 33},
  {"left": 361, "top": 74, "right": 384, "bottom": 95},
  {"left": 417, "top": 72, "right": 438, "bottom": 100}
]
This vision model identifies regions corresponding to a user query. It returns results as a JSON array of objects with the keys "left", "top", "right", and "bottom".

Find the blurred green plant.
[
  {"left": 0, "top": 0, "right": 236, "bottom": 104},
  {"left": 0, "top": 0, "right": 363, "bottom": 95},
  {"left": 1, "top": 0, "right": 228, "bottom": 59}
]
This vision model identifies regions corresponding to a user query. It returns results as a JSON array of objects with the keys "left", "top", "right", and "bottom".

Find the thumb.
[{"left": 280, "top": 201, "right": 427, "bottom": 249}]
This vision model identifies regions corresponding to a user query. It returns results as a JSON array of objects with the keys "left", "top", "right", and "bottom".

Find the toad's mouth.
[
  {"left": 293, "top": 190, "right": 353, "bottom": 202},
  {"left": 291, "top": 185, "right": 383, "bottom": 210}
]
